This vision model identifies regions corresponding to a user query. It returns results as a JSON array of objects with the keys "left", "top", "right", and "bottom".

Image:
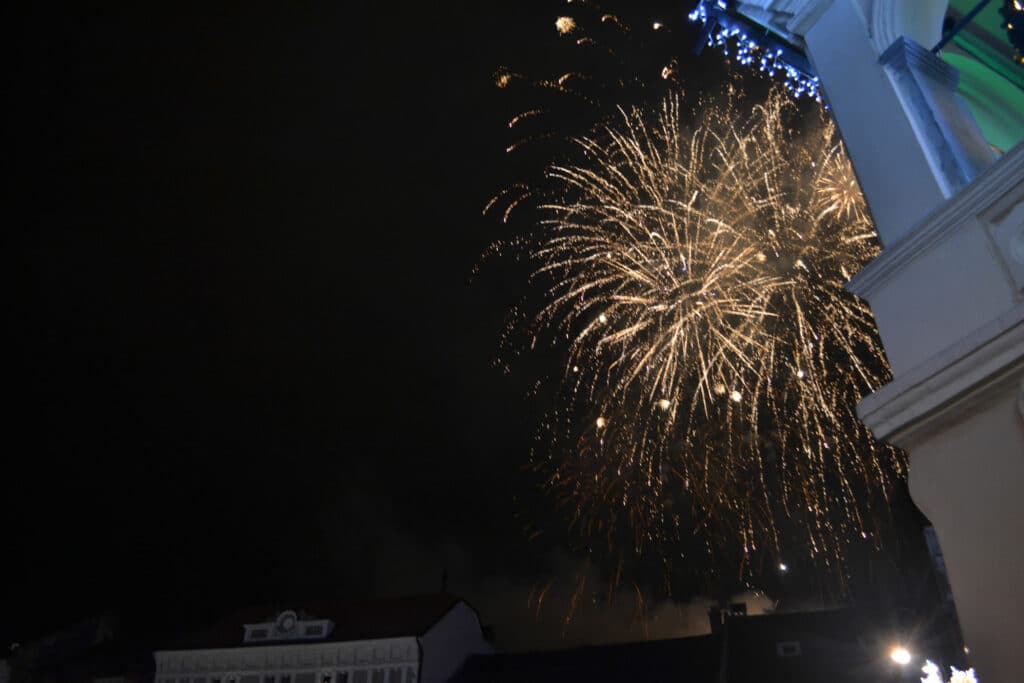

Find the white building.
[
  {"left": 719, "top": 1, "right": 1024, "bottom": 680},
  {"left": 154, "top": 595, "right": 492, "bottom": 683}
]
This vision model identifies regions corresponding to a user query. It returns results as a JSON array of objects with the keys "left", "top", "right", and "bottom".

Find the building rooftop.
[
  {"left": 159, "top": 593, "right": 465, "bottom": 650},
  {"left": 449, "top": 634, "right": 722, "bottom": 683}
]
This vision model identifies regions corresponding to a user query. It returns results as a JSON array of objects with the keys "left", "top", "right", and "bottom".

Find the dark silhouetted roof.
[
  {"left": 723, "top": 608, "right": 895, "bottom": 683},
  {"left": 449, "top": 635, "right": 721, "bottom": 683},
  {"left": 160, "top": 593, "right": 465, "bottom": 650}
]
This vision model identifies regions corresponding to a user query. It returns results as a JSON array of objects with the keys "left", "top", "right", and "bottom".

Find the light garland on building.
[{"left": 688, "top": 0, "right": 822, "bottom": 102}]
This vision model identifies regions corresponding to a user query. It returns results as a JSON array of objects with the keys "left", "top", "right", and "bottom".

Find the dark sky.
[{"left": 3, "top": 0, "right": 935, "bottom": 653}]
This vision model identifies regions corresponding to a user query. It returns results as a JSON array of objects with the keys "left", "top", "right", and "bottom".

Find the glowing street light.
[
  {"left": 778, "top": 563, "right": 788, "bottom": 572},
  {"left": 890, "top": 646, "right": 912, "bottom": 666}
]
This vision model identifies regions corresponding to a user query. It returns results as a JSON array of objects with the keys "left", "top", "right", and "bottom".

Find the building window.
[
  {"left": 371, "top": 670, "right": 385, "bottom": 683},
  {"left": 305, "top": 624, "right": 325, "bottom": 636},
  {"left": 388, "top": 669, "right": 402, "bottom": 683},
  {"left": 352, "top": 671, "right": 368, "bottom": 683},
  {"left": 336, "top": 673, "right": 349, "bottom": 683},
  {"left": 776, "top": 641, "right": 802, "bottom": 657}
]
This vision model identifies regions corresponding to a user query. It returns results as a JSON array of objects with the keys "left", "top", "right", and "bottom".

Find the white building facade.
[
  {"left": 725, "top": 1, "right": 1024, "bottom": 681},
  {"left": 154, "top": 597, "right": 491, "bottom": 683}
]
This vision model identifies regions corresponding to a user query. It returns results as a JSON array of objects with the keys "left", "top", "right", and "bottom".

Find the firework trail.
[
  {"left": 490, "top": 83, "right": 904, "bottom": 582},
  {"left": 484, "top": 4, "right": 906, "bottom": 591}
]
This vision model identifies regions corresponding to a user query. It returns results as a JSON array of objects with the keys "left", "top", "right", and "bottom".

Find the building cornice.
[
  {"left": 786, "top": 0, "right": 835, "bottom": 38},
  {"left": 857, "top": 302, "right": 1024, "bottom": 445},
  {"left": 848, "top": 143, "right": 1024, "bottom": 299},
  {"left": 879, "top": 36, "right": 959, "bottom": 88},
  {"left": 155, "top": 634, "right": 418, "bottom": 658}
]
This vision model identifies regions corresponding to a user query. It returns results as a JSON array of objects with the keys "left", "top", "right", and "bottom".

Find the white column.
[{"left": 796, "top": 0, "right": 994, "bottom": 245}]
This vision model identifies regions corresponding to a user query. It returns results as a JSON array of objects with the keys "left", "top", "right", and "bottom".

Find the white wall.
[
  {"left": 906, "top": 375, "right": 1024, "bottom": 681},
  {"left": 418, "top": 603, "right": 491, "bottom": 683},
  {"left": 155, "top": 637, "right": 420, "bottom": 683},
  {"left": 849, "top": 124, "right": 1024, "bottom": 683}
]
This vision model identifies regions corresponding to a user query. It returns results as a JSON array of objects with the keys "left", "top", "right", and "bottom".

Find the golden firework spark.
[
  {"left": 494, "top": 87, "right": 905, "bottom": 577},
  {"left": 556, "top": 16, "right": 577, "bottom": 34},
  {"left": 494, "top": 66, "right": 523, "bottom": 89}
]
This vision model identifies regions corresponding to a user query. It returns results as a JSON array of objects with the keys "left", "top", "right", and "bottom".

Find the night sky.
[{"left": 4, "top": 1, "right": 935, "bottom": 653}]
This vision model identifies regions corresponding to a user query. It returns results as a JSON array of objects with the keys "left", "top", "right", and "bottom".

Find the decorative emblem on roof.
[{"left": 276, "top": 610, "right": 297, "bottom": 634}]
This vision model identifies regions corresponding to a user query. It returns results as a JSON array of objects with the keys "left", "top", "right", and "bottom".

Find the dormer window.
[{"left": 243, "top": 611, "right": 334, "bottom": 643}]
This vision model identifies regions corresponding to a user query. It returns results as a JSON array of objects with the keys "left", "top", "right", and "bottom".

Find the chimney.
[{"left": 709, "top": 606, "right": 722, "bottom": 634}]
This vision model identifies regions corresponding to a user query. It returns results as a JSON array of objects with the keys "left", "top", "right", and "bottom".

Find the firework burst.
[
  {"left": 492, "top": 84, "right": 904, "bottom": 582},
  {"left": 555, "top": 16, "right": 578, "bottom": 35}
]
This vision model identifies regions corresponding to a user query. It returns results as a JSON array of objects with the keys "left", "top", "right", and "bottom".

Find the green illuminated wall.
[{"left": 943, "top": 0, "right": 1024, "bottom": 153}]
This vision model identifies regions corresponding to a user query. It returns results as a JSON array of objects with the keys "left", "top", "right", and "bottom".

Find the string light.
[{"left": 688, "top": 1, "right": 822, "bottom": 102}]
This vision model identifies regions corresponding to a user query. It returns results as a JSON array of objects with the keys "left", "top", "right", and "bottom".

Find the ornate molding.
[
  {"left": 877, "top": 36, "right": 994, "bottom": 196},
  {"left": 869, "top": 0, "right": 947, "bottom": 55},
  {"left": 980, "top": 178, "right": 1024, "bottom": 294},
  {"left": 785, "top": 0, "right": 836, "bottom": 38},
  {"left": 750, "top": 0, "right": 948, "bottom": 53},
  {"left": 732, "top": 0, "right": 835, "bottom": 42},
  {"left": 879, "top": 35, "right": 959, "bottom": 88},
  {"left": 848, "top": 142, "right": 1024, "bottom": 299},
  {"left": 857, "top": 303, "right": 1024, "bottom": 446}
]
